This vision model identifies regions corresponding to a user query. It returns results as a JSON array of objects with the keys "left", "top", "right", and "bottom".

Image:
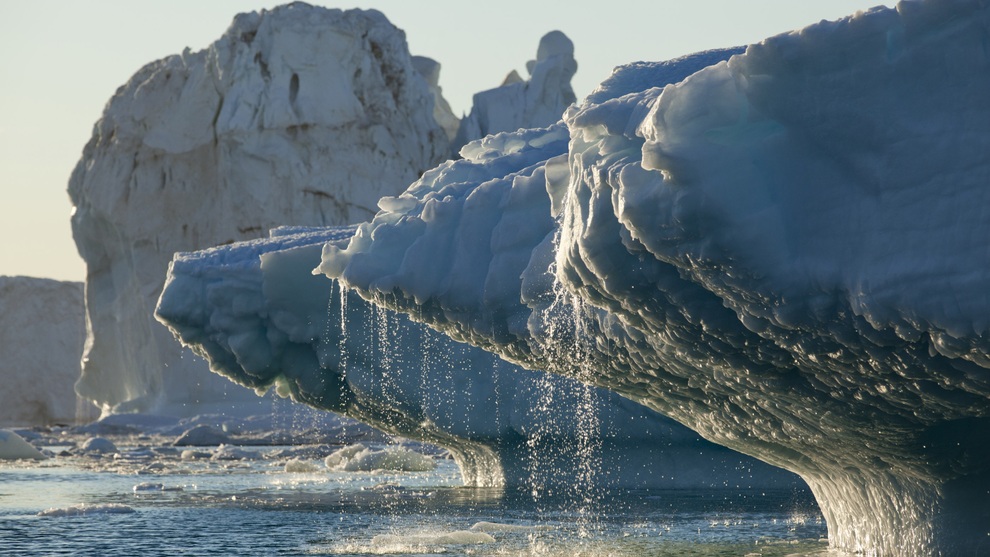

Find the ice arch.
[
  {"left": 156, "top": 226, "right": 802, "bottom": 490},
  {"left": 320, "top": 1, "right": 990, "bottom": 554}
]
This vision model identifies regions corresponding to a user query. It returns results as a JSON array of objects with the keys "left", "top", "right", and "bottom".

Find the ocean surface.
[{"left": 1, "top": 431, "right": 832, "bottom": 556}]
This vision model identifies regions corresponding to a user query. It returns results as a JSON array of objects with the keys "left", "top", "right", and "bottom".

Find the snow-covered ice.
[{"left": 318, "top": 1, "right": 990, "bottom": 555}]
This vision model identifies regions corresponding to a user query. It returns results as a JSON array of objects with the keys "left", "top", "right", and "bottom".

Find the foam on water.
[{"left": 38, "top": 503, "right": 136, "bottom": 518}]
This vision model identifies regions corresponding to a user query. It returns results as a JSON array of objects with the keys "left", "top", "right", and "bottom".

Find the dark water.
[{"left": 0, "top": 448, "right": 830, "bottom": 556}]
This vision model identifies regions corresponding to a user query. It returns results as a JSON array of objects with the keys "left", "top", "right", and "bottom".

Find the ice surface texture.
[
  {"left": 157, "top": 225, "right": 801, "bottom": 489},
  {"left": 321, "top": 1, "right": 990, "bottom": 554},
  {"left": 0, "top": 277, "right": 84, "bottom": 426},
  {"left": 68, "top": 5, "right": 449, "bottom": 415}
]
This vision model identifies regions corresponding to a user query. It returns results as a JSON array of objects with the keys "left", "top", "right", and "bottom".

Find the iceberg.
[
  {"left": 319, "top": 1, "right": 990, "bottom": 555},
  {"left": 0, "top": 277, "right": 86, "bottom": 426},
  {"left": 451, "top": 31, "right": 578, "bottom": 155},
  {"left": 156, "top": 225, "right": 802, "bottom": 489},
  {"left": 68, "top": 4, "right": 450, "bottom": 415}
]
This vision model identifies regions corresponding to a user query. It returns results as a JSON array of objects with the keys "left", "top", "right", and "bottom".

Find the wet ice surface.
[{"left": 1, "top": 427, "right": 832, "bottom": 556}]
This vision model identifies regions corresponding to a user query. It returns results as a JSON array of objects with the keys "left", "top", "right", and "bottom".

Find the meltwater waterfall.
[
  {"left": 317, "top": 1, "right": 990, "bottom": 555},
  {"left": 157, "top": 226, "right": 802, "bottom": 491}
]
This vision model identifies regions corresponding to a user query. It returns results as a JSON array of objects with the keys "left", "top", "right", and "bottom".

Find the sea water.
[{"left": 1, "top": 433, "right": 831, "bottom": 556}]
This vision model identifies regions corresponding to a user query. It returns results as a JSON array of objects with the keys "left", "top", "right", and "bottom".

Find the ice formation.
[
  {"left": 324, "top": 444, "right": 435, "bottom": 472},
  {"left": 319, "top": 1, "right": 990, "bottom": 555},
  {"left": 451, "top": 31, "right": 577, "bottom": 155},
  {"left": 0, "top": 430, "right": 47, "bottom": 460},
  {"left": 0, "top": 277, "right": 85, "bottom": 426},
  {"left": 68, "top": 4, "right": 449, "bottom": 415},
  {"left": 156, "top": 225, "right": 800, "bottom": 489}
]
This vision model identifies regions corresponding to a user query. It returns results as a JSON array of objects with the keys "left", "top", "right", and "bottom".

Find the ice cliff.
[
  {"left": 68, "top": 5, "right": 449, "bottom": 415},
  {"left": 156, "top": 226, "right": 801, "bottom": 489},
  {"left": 319, "top": 1, "right": 990, "bottom": 555},
  {"left": 451, "top": 31, "right": 577, "bottom": 155},
  {"left": 0, "top": 277, "right": 85, "bottom": 426}
]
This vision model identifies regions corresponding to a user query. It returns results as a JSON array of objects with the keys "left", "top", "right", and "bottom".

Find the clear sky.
[{"left": 0, "top": 0, "right": 895, "bottom": 282}]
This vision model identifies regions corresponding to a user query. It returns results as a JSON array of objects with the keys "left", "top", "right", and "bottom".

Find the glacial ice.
[
  {"left": 320, "top": 1, "right": 990, "bottom": 555},
  {"left": 324, "top": 444, "right": 436, "bottom": 473},
  {"left": 68, "top": 4, "right": 450, "bottom": 416},
  {"left": 0, "top": 430, "right": 47, "bottom": 460},
  {"left": 156, "top": 225, "right": 800, "bottom": 489},
  {"left": 0, "top": 277, "right": 85, "bottom": 426},
  {"left": 452, "top": 31, "right": 578, "bottom": 155}
]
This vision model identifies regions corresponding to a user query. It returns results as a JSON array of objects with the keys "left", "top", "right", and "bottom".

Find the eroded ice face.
[
  {"left": 319, "top": 1, "right": 990, "bottom": 554},
  {"left": 157, "top": 222, "right": 800, "bottom": 492}
]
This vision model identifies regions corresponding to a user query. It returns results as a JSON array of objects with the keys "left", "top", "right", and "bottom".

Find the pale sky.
[{"left": 0, "top": 1, "right": 895, "bottom": 282}]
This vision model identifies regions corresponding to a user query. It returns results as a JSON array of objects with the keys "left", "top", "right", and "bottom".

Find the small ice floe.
[
  {"left": 173, "top": 424, "right": 230, "bottom": 446},
  {"left": 80, "top": 437, "right": 118, "bottom": 454},
  {"left": 211, "top": 444, "right": 253, "bottom": 461},
  {"left": 38, "top": 503, "right": 136, "bottom": 517},
  {"left": 0, "top": 429, "right": 47, "bottom": 460},
  {"left": 372, "top": 531, "right": 495, "bottom": 547},
  {"left": 133, "top": 482, "right": 183, "bottom": 493},
  {"left": 324, "top": 444, "right": 435, "bottom": 472},
  {"left": 180, "top": 449, "right": 212, "bottom": 460},
  {"left": 283, "top": 458, "right": 321, "bottom": 473},
  {"left": 114, "top": 447, "right": 155, "bottom": 462}
]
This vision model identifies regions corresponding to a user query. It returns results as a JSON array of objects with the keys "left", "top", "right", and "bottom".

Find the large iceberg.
[
  {"left": 0, "top": 277, "right": 86, "bottom": 426},
  {"left": 156, "top": 226, "right": 802, "bottom": 490},
  {"left": 319, "top": 1, "right": 990, "bottom": 555},
  {"left": 68, "top": 5, "right": 450, "bottom": 415}
]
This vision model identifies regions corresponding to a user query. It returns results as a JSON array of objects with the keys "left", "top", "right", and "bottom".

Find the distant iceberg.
[
  {"left": 319, "top": 1, "right": 990, "bottom": 555},
  {"left": 69, "top": 5, "right": 450, "bottom": 416}
]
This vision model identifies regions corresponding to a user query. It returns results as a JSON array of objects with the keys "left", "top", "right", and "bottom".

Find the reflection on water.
[{"left": 0, "top": 439, "right": 834, "bottom": 557}]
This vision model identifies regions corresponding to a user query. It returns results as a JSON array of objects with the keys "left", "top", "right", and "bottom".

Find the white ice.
[
  {"left": 69, "top": 4, "right": 450, "bottom": 417},
  {"left": 319, "top": 1, "right": 990, "bottom": 554},
  {"left": 0, "top": 429, "right": 47, "bottom": 460},
  {"left": 325, "top": 444, "right": 435, "bottom": 473},
  {"left": 157, "top": 225, "right": 801, "bottom": 490}
]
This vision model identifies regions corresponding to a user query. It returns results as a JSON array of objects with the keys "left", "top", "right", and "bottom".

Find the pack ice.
[{"left": 319, "top": 1, "right": 990, "bottom": 555}]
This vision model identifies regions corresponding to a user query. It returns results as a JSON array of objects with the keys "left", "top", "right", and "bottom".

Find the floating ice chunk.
[
  {"left": 173, "top": 425, "right": 230, "bottom": 446},
  {"left": 284, "top": 458, "right": 321, "bottom": 473},
  {"left": 325, "top": 445, "right": 436, "bottom": 472},
  {"left": 80, "top": 437, "right": 117, "bottom": 454},
  {"left": 180, "top": 449, "right": 211, "bottom": 460},
  {"left": 372, "top": 531, "right": 495, "bottom": 546},
  {"left": 211, "top": 444, "right": 253, "bottom": 461},
  {"left": 38, "top": 504, "right": 135, "bottom": 517},
  {"left": 0, "top": 429, "right": 47, "bottom": 460},
  {"left": 324, "top": 444, "right": 367, "bottom": 468}
]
